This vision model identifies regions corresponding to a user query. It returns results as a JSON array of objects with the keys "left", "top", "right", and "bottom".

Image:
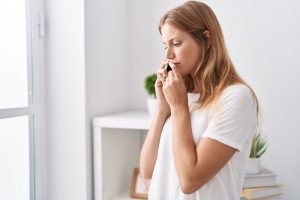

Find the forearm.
[
  {"left": 171, "top": 105, "right": 238, "bottom": 194},
  {"left": 140, "top": 110, "right": 169, "bottom": 179},
  {"left": 171, "top": 106, "right": 198, "bottom": 186}
]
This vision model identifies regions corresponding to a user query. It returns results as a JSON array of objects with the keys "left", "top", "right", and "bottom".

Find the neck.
[{"left": 190, "top": 76, "right": 200, "bottom": 93}]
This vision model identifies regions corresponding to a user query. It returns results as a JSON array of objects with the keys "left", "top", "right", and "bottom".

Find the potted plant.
[
  {"left": 144, "top": 73, "right": 157, "bottom": 115},
  {"left": 246, "top": 133, "right": 268, "bottom": 173}
]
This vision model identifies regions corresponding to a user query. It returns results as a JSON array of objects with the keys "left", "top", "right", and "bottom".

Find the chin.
[{"left": 181, "top": 70, "right": 192, "bottom": 76}]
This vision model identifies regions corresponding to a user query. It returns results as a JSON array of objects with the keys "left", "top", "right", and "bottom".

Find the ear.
[{"left": 203, "top": 30, "right": 211, "bottom": 49}]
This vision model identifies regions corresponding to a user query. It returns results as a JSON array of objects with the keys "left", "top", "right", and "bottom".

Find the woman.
[{"left": 139, "top": 1, "right": 259, "bottom": 200}]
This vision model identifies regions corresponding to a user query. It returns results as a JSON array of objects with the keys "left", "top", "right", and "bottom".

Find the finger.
[
  {"left": 160, "top": 60, "right": 169, "bottom": 69},
  {"left": 156, "top": 76, "right": 167, "bottom": 87},
  {"left": 155, "top": 79, "right": 163, "bottom": 87},
  {"left": 160, "top": 76, "right": 166, "bottom": 83},
  {"left": 157, "top": 68, "right": 168, "bottom": 79},
  {"left": 156, "top": 75, "right": 165, "bottom": 84},
  {"left": 166, "top": 76, "right": 171, "bottom": 83},
  {"left": 168, "top": 63, "right": 181, "bottom": 79},
  {"left": 167, "top": 70, "right": 175, "bottom": 80},
  {"left": 156, "top": 71, "right": 166, "bottom": 83}
]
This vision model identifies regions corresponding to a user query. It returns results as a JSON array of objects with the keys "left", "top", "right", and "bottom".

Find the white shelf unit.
[{"left": 92, "top": 110, "right": 151, "bottom": 200}]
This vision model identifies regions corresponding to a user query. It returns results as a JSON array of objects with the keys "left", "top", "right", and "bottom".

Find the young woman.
[{"left": 139, "top": 1, "right": 259, "bottom": 200}]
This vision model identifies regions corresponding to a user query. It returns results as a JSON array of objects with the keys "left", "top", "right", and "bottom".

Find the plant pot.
[
  {"left": 246, "top": 158, "right": 261, "bottom": 174},
  {"left": 147, "top": 98, "right": 157, "bottom": 116}
]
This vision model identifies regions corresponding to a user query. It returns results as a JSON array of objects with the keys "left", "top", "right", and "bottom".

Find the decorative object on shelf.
[
  {"left": 241, "top": 166, "right": 283, "bottom": 200},
  {"left": 144, "top": 73, "right": 157, "bottom": 115},
  {"left": 246, "top": 133, "right": 268, "bottom": 174},
  {"left": 243, "top": 167, "right": 277, "bottom": 188},
  {"left": 130, "top": 168, "right": 149, "bottom": 199}
]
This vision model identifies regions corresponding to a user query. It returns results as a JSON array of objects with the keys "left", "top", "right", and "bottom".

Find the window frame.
[{"left": 0, "top": 0, "right": 45, "bottom": 199}]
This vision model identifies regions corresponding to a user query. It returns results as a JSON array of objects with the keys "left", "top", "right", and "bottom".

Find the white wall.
[
  {"left": 85, "top": 1, "right": 131, "bottom": 198},
  {"left": 44, "top": 0, "right": 88, "bottom": 200},
  {"left": 85, "top": 0, "right": 131, "bottom": 117},
  {"left": 44, "top": 0, "right": 132, "bottom": 200},
  {"left": 128, "top": 0, "right": 300, "bottom": 199}
]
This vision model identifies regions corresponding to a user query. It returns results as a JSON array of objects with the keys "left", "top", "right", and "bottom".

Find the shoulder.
[
  {"left": 223, "top": 84, "right": 252, "bottom": 96},
  {"left": 218, "top": 84, "right": 256, "bottom": 109}
]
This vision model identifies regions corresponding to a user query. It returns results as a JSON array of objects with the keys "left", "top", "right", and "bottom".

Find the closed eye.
[{"left": 163, "top": 42, "right": 181, "bottom": 50}]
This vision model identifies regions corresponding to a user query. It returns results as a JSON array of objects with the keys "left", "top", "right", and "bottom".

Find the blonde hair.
[{"left": 159, "top": 1, "right": 259, "bottom": 113}]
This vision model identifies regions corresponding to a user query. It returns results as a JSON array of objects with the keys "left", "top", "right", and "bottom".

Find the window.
[
  {"left": 0, "top": 116, "right": 31, "bottom": 200},
  {"left": 0, "top": 1, "right": 42, "bottom": 200},
  {"left": 0, "top": 1, "right": 30, "bottom": 109}
]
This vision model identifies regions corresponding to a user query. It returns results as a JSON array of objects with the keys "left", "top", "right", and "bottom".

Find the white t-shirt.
[{"left": 148, "top": 84, "right": 257, "bottom": 200}]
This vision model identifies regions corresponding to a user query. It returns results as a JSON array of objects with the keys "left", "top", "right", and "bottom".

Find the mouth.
[{"left": 167, "top": 60, "right": 180, "bottom": 65}]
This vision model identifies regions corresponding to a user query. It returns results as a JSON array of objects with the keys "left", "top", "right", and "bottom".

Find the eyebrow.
[{"left": 162, "top": 37, "right": 183, "bottom": 45}]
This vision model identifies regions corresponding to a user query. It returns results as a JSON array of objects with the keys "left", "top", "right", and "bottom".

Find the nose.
[{"left": 166, "top": 48, "right": 175, "bottom": 60}]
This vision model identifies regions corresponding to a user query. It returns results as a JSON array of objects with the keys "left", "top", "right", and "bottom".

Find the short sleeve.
[{"left": 202, "top": 85, "right": 257, "bottom": 151}]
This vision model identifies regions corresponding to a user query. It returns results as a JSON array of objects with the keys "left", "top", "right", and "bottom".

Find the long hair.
[{"left": 159, "top": 1, "right": 259, "bottom": 114}]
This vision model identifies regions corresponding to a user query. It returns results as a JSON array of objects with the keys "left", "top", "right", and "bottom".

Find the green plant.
[
  {"left": 144, "top": 73, "right": 157, "bottom": 98},
  {"left": 250, "top": 133, "right": 268, "bottom": 158}
]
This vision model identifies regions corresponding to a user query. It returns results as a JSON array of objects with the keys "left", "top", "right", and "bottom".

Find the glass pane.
[
  {"left": 0, "top": 116, "right": 30, "bottom": 200},
  {"left": 0, "top": 1, "right": 29, "bottom": 109}
]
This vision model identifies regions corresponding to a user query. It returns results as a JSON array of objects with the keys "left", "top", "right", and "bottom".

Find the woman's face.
[{"left": 161, "top": 23, "right": 203, "bottom": 76}]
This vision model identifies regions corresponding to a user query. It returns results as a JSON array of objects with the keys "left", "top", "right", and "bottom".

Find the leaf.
[
  {"left": 144, "top": 73, "right": 157, "bottom": 97},
  {"left": 250, "top": 133, "right": 268, "bottom": 158}
]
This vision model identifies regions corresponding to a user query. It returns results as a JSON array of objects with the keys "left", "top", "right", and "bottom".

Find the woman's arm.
[
  {"left": 140, "top": 60, "right": 171, "bottom": 179},
  {"left": 161, "top": 65, "right": 256, "bottom": 194},
  {"left": 139, "top": 109, "right": 169, "bottom": 179},
  {"left": 171, "top": 106, "right": 236, "bottom": 194}
]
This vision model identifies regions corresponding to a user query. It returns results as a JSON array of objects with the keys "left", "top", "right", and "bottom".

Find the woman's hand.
[
  {"left": 162, "top": 63, "right": 188, "bottom": 112},
  {"left": 155, "top": 60, "right": 171, "bottom": 116}
]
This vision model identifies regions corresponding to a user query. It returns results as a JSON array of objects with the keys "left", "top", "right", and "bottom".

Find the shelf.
[
  {"left": 92, "top": 110, "right": 151, "bottom": 200},
  {"left": 111, "top": 191, "right": 137, "bottom": 200},
  {"left": 93, "top": 110, "right": 151, "bottom": 130}
]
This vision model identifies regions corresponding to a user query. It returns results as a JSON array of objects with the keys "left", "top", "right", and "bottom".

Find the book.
[
  {"left": 240, "top": 194, "right": 282, "bottom": 199},
  {"left": 243, "top": 167, "right": 277, "bottom": 188},
  {"left": 240, "top": 194, "right": 282, "bottom": 200},
  {"left": 241, "top": 184, "right": 282, "bottom": 199}
]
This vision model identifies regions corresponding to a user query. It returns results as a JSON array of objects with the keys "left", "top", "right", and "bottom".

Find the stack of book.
[{"left": 240, "top": 167, "right": 283, "bottom": 200}]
